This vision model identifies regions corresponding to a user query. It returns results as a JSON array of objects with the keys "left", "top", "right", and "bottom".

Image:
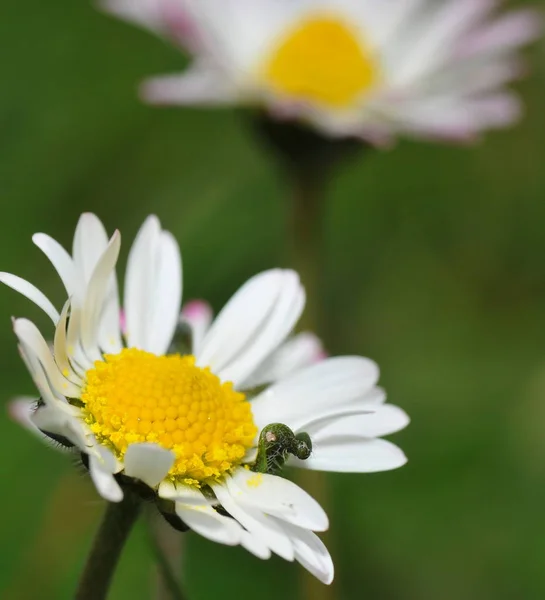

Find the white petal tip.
[
  {"left": 124, "top": 443, "right": 175, "bottom": 488},
  {"left": 7, "top": 398, "right": 35, "bottom": 428}
]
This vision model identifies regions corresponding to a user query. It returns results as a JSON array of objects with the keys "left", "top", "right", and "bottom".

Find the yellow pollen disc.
[
  {"left": 81, "top": 348, "right": 257, "bottom": 484},
  {"left": 263, "top": 14, "right": 380, "bottom": 108}
]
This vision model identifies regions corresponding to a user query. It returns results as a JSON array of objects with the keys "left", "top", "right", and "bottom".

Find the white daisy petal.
[
  {"left": 227, "top": 468, "right": 329, "bottom": 532},
  {"left": 296, "top": 438, "right": 407, "bottom": 473},
  {"left": 158, "top": 481, "right": 214, "bottom": 504},
  {"left": 175, "top": 502, "right": 242, "bottom": 546},
  {"left": 54, "top": 301, "right": 85, "bottom": 382},
  {"left": 65, "top": 303, "right": 94, "bottom": 372},
  {"left": 72, "top": 213, "right": 110, "bottom": 284},
  {"left": 251, "top": 356, "right": 379, "bottom": 432},
  {"left": 13, "top": 319, "right": 82, "bottom": 399},
  {"left": 241, "top": 331, "right": 324, "bottom": 389},
  {"left": 198, "top": 269, "right": 304, "bottom": 387},
  {"left": 31, "top": 402, "right": 75, "bottom": 440},
  {"left": 89, "top": 447, "right": 124, "bottom": 503},
  {"left": 275, "top": 521, "right": 334, "bottom": 585},
  {"left": 181, "top": 300, "right": 213, "bottom": 355},
  {"left": 18, "top": 341, "right": 71, "bottom": 411},
  {"left": 80, "top": 231, "right": 121, "bottom": 361},
  {"left": 99, "top": 0, "right": 165, "bottom": 33},
  {"left": 141, "top": 66, "right": 238, "bottom": 106},
  {"left": 461, "top": 10, "right": 542, "bottom": 58},
  {"left": 147, "top": 230, "right": 183, "bottom": 356},
  {"left": 298, "top": 403, "right": 409, "bottom": 441},
  {"left": 72, "top": 214, "right": 123, "bottom": 355},
  {"left": 197, "top": 269, "right": 286, "bottom": 373},
  {"left": 32, "top": 233, "right": 82, "bottom": 299},
  {"left": 124, "top": 443, "right": 176, "bottom": 488},
  {"left": 211, "top": 481, "right": 295, "bottom": 561},
  {"left": 0, "top": 273, "right": 59, "bottom": 324},
  {"left": 124, "top": 215, "right": 161, "bottom": 350},
  {"left": 240, "top": 530, "right": 272, "bottom": 560},
  {"left": 10, "top": 397, "right": 81, "bottom": 453},
  {"left": 7, "top": 397, "right": 36, "bottom": 431}
]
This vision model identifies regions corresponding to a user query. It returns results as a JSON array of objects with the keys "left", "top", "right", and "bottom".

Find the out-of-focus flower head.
[{"left": 102, "top": 0, "right": 541, "bottom": 144}]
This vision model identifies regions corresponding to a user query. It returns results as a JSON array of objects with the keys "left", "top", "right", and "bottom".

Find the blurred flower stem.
[
  {"left": 148, "top": 509, "right": 187, "bottom": 600},
  {"left": 251, "top": 113, "right": 364, "bottom": 600},
  {"left": 75, "top": 491, "right": 141, "bottom": 600}
]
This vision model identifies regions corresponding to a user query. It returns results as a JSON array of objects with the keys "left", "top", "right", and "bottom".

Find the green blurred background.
[{"left": 3, "top": 1, "right": 545, "bottom": 598}]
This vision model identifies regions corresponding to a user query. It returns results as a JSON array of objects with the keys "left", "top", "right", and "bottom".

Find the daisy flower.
[
  {"left": 1, "top": 214, "right": 408, "bottom": 583},
  {"left": 102, "top": 0, "right": 541, "bottom": 143}
]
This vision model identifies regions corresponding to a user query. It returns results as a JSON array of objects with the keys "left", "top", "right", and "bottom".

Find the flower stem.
[
  {"left": 249, "top": 114, "right": 364, "bottom": 600},
  {"left": 290, "top": 173, "right": 325, "bottom": 331},
  {"left": 75, "top": 491, "right": 141, "bottom": 600},
  {"left": 289, "top": 172, "right": 338, "bottom": 600},
  {"left": 147, "top": 511, "right": 187, "bottom": 600}
]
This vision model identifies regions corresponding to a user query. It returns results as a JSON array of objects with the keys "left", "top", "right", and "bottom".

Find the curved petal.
[
  {"left": 211, "top": 481, "right": 294, "bottom": 560},
  {"left": 275, "top": 520, "right": 334, "bottom": 585},
  {"left": 251, "top": 356, "right": 380, "bottom": 432},
  {"left": 293, "top": 438, "right": 407, "bottom": 473},
  {"left": 10, "top": 397, "right": 83, "bottom": 453},
  {"left": 124, "top": 443, "right": 175, "bottom": 488},
  {"left": 18, "top": 341, "right": 73, "bottom": 412},
  {"left": 240, "top": 331, "right": 324, "bottom": 389},
  {"left": 7, "top": 397, "right": 36, "bottom": 431},
  {"left": 240, "top": 530, "right": 271, "bottom": 559},
  {"left": 197, "top": 269, "right": 285, "bottom": 371},
  {"left": 72, "top": 214, "right": 123, "bottom": 355},
  {"left": 175, "top": 502, "right": 242, "bottom": 546},
  {"left": 13, "top": 319, "right": 82, "bottom": 399},
  {"left": 227, "top": 468, "right": 328, "bottom": 532},
  {"left": 80, "top": 231, "right": 121, "bottom": 360},
  {"left": 54, "top": 301, "right": 85, "bottom": 383},
  {"left": 0, "top": 273, "right": 59, "bottom": 324},
  {"left": 32, "top": 233, "right": 82, "bottom": 300},
  {"left": 300, "top": 404, "right": 409, "bottom": 441},
  {"left": 197, "top": 269, "right": 304, "bottom": 387},
  {"left": 89, "top": 447, "right": 123, "bottom": 503},
  {"left": 72, "top": 213, "right": 109, "bottom": 284}
]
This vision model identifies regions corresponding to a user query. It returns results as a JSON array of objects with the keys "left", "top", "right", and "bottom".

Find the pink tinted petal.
[
  {"left": 181, "top": 299, "right": 212, "bottom": 322},
  {"left": 161, "top": 0, "right": 205, "bottom": 51},
  {"left": 7, "top": 397, "right": 36, "bottom": 430},
  {"left": 119, "top": 309, "right": 127, "bottom": 335}
]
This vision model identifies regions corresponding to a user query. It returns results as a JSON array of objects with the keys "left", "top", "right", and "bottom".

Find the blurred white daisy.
[
  {"left": 1, "top": 214, "right": 408, "bottom": 583},
  {"left": 102, "top": 0, "right": 540, "bottom": 143}
]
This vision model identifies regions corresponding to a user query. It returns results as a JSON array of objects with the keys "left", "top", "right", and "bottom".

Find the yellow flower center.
[
  {"left": 262, "top": 14, "right": 380, "bottom": 108},
  {"left": 81, "top": 348, "right": 257, "bottom": 485}
]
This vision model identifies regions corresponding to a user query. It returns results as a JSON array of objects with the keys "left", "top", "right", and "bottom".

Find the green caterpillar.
[{"left": 252, "top": 423, "right": 312, "bottom": 475}]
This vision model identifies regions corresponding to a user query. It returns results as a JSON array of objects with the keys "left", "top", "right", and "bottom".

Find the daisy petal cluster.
[
  {"left": 2, "top": 214, "right": 408, "bottom": 583},
  {"left": 102, "top": 0, "right": 540, "bottom": 143}
]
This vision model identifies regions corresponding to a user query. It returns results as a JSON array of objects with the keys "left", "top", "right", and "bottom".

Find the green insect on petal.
[{"left": 252, "top": 423, "right": 312, "bottom": 475}]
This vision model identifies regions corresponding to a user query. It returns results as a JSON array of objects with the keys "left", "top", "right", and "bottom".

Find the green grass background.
[{"left": 2, "top": 1, "right": 545, "bottom": 598}]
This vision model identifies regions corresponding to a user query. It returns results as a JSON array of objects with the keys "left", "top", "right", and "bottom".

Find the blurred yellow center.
[
  {"left": 263, "top": 15, "right": 379, "bottom": 108},
  {"left": 82, "top": 348, "right": 257, "bottom": 484}
]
